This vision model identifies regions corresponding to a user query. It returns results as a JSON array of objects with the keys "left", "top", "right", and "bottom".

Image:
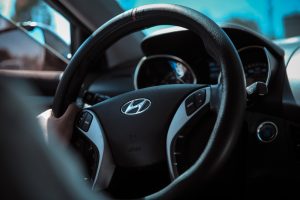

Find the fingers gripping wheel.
[{"left": 52, "top": 4, "right": 246, "bottom": 199}]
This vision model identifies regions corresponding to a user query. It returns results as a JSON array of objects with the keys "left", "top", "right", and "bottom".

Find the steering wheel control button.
[
  {"left": 185, "top": 89, "right": 206, "bottom": 116},
  {"left": 77, "top": 111, "right": 93, "bottom": 132},
  {"left": 185, "top": 96, "right": 196, "bottom": 116},
  {"left": 82, "top": 113, "right": 93, "bottom": 132},
  {"left": 77, "top": 112, "right": 87, "bottom": 128},
  {"left": 257, "top": 121, "right": 278, "bottom": 143},
  {"left": 194, "top": 90, "right": 206, "bottom": 108}
]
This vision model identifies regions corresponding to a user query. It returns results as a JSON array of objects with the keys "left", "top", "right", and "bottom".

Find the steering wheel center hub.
[{"left": 89, "top": 85, "right": 200, "bottom": 167}]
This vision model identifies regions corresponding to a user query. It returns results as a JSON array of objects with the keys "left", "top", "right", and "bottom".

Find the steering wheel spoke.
[
  {"left": 166, "top": 87, "right": 211, "bottom": 179},
  {"left": 75, "top": 110, "right": 115, "bottom": 191}
]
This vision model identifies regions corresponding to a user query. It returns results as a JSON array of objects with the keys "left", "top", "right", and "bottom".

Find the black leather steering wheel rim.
[{"left": 52, "top": 4, "right": 246, "bottom": 199}]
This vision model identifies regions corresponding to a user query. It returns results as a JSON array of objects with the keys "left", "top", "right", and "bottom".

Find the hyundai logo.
[{"left": 121, "top": 98, "right": 151, "bottom": 115}]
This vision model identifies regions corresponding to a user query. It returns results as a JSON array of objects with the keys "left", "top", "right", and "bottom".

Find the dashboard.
[
  {"left": 85, "top": 25, "right": 284, "bottom": 97},
  {"left": 135, "top": 26, "right": 281, "bottom": 90},
  {"left": 87, "top": 25, "right": 284, "bottom": 98},
  {"left": 134, "top": 45, "right": 273, "bottom": 89}
]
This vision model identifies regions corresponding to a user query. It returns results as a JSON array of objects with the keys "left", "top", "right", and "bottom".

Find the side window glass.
[
  {"left": 1, "top": 0, "right": 71, "bottom": 58},
  {"left": 0, "top": 0, "right": 71, "bottom": 71},
  {"left": 0, "top": 16, "right": 67, "bottom": 71}
]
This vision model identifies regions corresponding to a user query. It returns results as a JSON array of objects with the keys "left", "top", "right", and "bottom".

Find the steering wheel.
[{"left": 52, "top": 4, "right": 246, "bottom": 199}]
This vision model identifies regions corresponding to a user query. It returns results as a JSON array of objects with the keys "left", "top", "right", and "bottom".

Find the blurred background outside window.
[{"left": 116, "top": 0, "right": 300, "bottom": 40}]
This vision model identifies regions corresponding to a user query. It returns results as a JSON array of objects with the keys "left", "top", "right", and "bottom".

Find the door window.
[{"left": 0, "top": 0, "right": 71, "bottom": 71}]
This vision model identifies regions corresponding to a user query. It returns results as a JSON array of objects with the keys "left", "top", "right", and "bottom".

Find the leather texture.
[{"left": 51, "top": 4, "right": 246, "bottom": 199}]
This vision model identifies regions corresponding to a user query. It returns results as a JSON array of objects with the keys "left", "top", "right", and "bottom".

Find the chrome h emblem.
[{"left": 121, "top": 98, "right": 151, "bottom": 115}]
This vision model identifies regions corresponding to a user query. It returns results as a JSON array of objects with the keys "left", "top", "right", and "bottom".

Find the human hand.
[{"left": 37, "top": 104, "right": 80, "bottom": 145}]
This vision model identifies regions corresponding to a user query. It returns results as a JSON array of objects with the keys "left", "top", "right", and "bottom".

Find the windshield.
[{"left": 116, "top": 0, "right": 300, "bottom": 39}]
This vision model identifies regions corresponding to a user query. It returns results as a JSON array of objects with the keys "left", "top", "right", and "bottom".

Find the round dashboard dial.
[
  {"left": 243, "top": 62, "right": 268, "bottom": 85},
  {"left": 238, "top": 46, "right": 270, "bottom": 86},
  {"left": 134, "top": 55, "right": 197, "bottom": 89}
]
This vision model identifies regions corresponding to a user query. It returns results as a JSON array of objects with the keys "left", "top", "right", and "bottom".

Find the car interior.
[{"left": 1, "top": 0, "right": 300, "bottom": 199}]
